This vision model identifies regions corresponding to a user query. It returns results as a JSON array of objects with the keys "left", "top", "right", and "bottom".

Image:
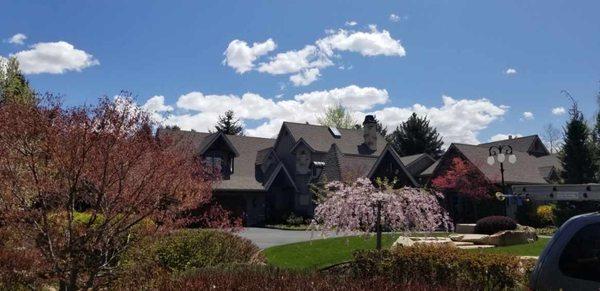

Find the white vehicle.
[{"left": 530, "top": 212, "right": 600, "bottom": 290}]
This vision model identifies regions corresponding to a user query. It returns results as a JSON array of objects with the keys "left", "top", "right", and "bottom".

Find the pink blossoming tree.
[{"left": 312, "top": 178, "right": 453, "bottom": 239}]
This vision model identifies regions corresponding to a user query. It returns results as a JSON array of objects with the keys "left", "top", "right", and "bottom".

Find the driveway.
[{"left": 237, "top": 227, "right": 348, "bottom": 249}]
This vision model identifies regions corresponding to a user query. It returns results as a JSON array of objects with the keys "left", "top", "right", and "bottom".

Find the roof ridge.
[{"left": 478, "top": 134, "right": 539, "bottom": 145}]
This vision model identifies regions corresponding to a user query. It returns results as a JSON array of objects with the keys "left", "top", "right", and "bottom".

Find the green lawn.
[
  {"left": 264, "top": 234, "right": 551, "bottom": 270},
  {"left": 466, "top": 237, "right": 551, "bottom": 257}
]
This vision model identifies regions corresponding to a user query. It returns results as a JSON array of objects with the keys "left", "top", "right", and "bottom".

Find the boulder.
[
  {"left": 392, "top": 236, "right": 415, "bottom": 248},
  {"left": 449, "top": 234, "right": 464, "bottom": 242},
  {"left": 477, "top": 230, "right": 538, "bottom": 246},
  {"left": 455, "top": 223, "right": 476, "bottom": 234}
]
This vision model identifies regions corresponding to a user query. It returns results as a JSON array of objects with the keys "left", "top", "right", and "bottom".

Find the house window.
[{"left": 204, "top": 151, "right": 234, "bottom": 177}]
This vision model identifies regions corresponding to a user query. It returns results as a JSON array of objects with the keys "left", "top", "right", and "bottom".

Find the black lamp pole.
[{"left": 488, "top": 145, "right": 514, "bottom": 193}]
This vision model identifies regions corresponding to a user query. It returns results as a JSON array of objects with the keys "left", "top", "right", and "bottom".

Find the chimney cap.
[{"left": 363, "top": 115, "right": 376, "bottom": 124}]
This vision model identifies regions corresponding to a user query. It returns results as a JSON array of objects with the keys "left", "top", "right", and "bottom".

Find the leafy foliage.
[
  {"left": 352, "top": 245, "right": 535, "bottom": 289},
  {"left": 474, "top": 216, "right": 517, "bottom": 235},
  {"left": 215, "top": 109, "right": 244, "bottom": 135},
  {"left": 0, "top": 96, "right": 227, "bottom": 290},
  {"left": 431, "top": 157, "right": 497, "bottom": 199},
  {"left": 317, "top": 104, "right": 357, "bottom": 129},
  {"left": 0, "top": 57, "right": 35, "bottom": 105},
  {"left": 559, "top": 102, "right": 598, "bottom": 183},
  {"left": 389, "top": 112, "right": 443, "bottom": 158},
  {"left": 312, "top": 178, "right": 453, "bottom": 234}
]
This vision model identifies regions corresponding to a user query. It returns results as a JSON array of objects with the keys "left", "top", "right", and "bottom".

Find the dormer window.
[{"left": 204, "top": 150, "right": 234, "bottom": 178}]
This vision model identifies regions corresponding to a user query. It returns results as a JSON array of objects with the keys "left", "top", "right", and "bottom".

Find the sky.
[{"left": 1, "top": 0, "right": 599, "bottom": 145}]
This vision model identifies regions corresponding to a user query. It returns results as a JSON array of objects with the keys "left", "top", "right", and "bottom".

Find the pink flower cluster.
[{"left": 312, "top": 178, "right": 453, "bottom": 234}]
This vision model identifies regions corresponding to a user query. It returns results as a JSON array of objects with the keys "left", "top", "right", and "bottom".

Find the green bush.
[
  {"left": 285, "top": 213, "right": 306, "bottom": 226},
  {"left": 351, "top": 245, "right": 535, "bottom": 289},
  {"left": 121, "top": 229, "right": 264, "bottom": 273},
  {"left": 535, "top": 204, "right": 556, "bottom": 226},
  {"left": 474, "top": 215, "right": 517, "bottom": 234}
]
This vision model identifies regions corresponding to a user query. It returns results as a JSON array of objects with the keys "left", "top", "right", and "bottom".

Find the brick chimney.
[{"left": 363, "top": 115, "right": 377, "bottom": 151}]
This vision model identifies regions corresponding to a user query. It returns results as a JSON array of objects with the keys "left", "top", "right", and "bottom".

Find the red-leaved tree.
[
  {"left": 0, "top": 97, "right": 230, "bottom": 289},
  {"left": 431, "top": 157, "right": 497, "bottom": 199}
]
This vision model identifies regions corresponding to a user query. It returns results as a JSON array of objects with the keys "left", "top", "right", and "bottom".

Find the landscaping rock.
[
  {"left": 449, "top": 234, "right": 464, "bottom": 242},
  {"left": 460, "top": 234, "right": 490, "bottom": 243},
  {"left": 455, "top": 223, "right": 476, "bottom": 234},
  {"left": 477, "top": 230, "right": 538, "bottom": 246},
  {"left": 392, "top": 236, "right": 415, "bottom": 248}
]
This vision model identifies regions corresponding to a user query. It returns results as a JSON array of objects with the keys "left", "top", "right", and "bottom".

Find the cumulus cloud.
[
  {"left": 552, "top": 107, "right": 566, "bottom": 115},
  {"left": 226, "top": 26, "right": 405, "bottom": 86},
  {"left": 10, "top": 41, "right": 99, "bottom": 74},
  {"left": 489, "top": 133, "right": 523, "bottom": 142},
  {"left": 389, "top": 14, "right": 401, "bottom": 22},
  {"left": 505, "top": 68, "right": 517, "bottom": 75},
  {"left": 317, "top": 26, "right": 406, "bottom": 57},
  {"left": 345, "top": 21, "right": 357, "bottom": 26},
  {"left": 7, "top": 33, "right": 27, "bottom": 45},
  {"left": 142, "top": 95, "right": 174, "bottom": 113},
  {"left": 289, "top": 68, "right": 321, "bottom": 86},
  {"left": 223, "top": 39, "right": 276, "bottom": 73},
  {"left": 151, "top": 85, "right": 506, "bottom": 144},
  {"left": 522, "top": 111, "right": 534, "bottom": 120}
]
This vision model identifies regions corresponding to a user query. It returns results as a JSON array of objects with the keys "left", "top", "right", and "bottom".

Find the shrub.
[
  {"left": 285, "top": 212, "right": 306, "bottom": 226},
  {"left": 474, "top": 215, "right": 517, "bottom": 234},
  {"left": 351, "top": 245, "right": 535, "bottom": 289},
  {"left": 118, "top": 229, "right": 264, "bottom": 277},
  {"left": 151, "top": 266, "right": 447, "bottom": 291},
  {"left": 535, "top": 204, "right": 556, "bottom": 226}
]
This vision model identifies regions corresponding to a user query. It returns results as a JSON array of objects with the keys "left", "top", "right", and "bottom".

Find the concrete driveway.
[{"left": 237, "top": 227, "right": 348, "bottom": 249}]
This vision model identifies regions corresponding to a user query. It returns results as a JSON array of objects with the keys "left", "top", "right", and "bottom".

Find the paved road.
[{"left": 237, "top": 227, "right": 349, "bottom": 249}]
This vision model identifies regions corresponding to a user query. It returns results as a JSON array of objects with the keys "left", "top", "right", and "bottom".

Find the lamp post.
[{"left": 486, "top": 145, "right": 517, "bottom": 193}]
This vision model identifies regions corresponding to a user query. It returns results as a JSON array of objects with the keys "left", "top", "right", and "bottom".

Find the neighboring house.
[
  {"left": 421, "top": 135, "right": 562, "bottom": 188},
  {"left": 159, "top": 116, "right": 424, "bottom": 226}
]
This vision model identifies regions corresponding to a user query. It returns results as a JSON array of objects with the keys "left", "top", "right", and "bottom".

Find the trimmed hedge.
[
  {"left": 474, "top": 215, "right": 517, "bottom": 234},
  {"left": 351, "top": 245, "right": 535, "bottom": 289},
  {"left": 118, "top": 266, "right": 447, "bottom": 290},
  {"left": 115, "top": 229, "right": 264, "bottom": 287}
]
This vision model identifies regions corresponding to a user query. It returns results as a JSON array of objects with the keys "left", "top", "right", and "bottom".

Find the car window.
[{"left": 559, "top": 222, "right": 600, "bottom": 282}]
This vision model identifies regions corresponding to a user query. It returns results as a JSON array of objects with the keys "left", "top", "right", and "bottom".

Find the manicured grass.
[
  {"left": 466, "top": 237, "right": 551, "bottom": 257},
  {"left": 263, "top": 233, "right": 400, "bottom": 270},
  {"left": 264, "top": 234, "right": 551, "bottom": 270}
]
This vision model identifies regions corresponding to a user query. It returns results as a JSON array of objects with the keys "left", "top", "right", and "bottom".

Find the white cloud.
[
  {"left": 223, "top": 39, "right": 276, "bottom": 73},
  {"left": 226, "top": 26, "right": 405, "bottom": 86},
  {"left": 154, "top": 86, "right": 506, "bottom": 145},
  {"left": 522, "top": 111, "right": 534, "bottom": 120},
  {"left": 7, "top": 33, "right": 27, "bottom": 45},
  {"left": 489, "top": 133, "right": 523, "bottom": 142},
  {"left": 289, "top": 68, "right": 321, "bottom": 86},
  {"left": 389, "top": 14, "right": 401, "bottom": 22},
  {"left": 10, "top": 41, "right": 99, "bottom": 74},
  {"left": 142, "top": 95, "right": 174, "bottom": 113},
  {"left": 257, "top": 45, "right": 331, "bottom": 75},
  {"left": 505, "top": 68, "right": 517, "bottom": 75},
  {"left": 317, "top": 26, "right": 406, "bottom": 57},
  {"left": 372, "top": 96, "right": 508, "bottom": 144},
  {"left": 345, "top": 21, "right": 357, "bottom": 26},
  {"left": 552, "top": 107, "right": 566, "bottom": 115}
]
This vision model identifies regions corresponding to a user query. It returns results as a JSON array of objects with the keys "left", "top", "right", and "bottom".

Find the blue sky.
[{"left": 1, "top": 0, "right": 599, "bottom": 144}]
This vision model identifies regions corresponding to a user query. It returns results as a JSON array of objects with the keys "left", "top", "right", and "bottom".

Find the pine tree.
[
  {"left": 560, "top": 102, "right": 598, "bottom": 183},
  {"left": 0, "top": 57, "right": 35, "bottom": 105},
  {"left": 317, "top": 104, "right": 356, "bottom": 129},
  {"left": 389, "top": 112, "right": 444, "bottom": 158},
  {"left": 215, "top": 110, "right": 244, "bottom": 135}
]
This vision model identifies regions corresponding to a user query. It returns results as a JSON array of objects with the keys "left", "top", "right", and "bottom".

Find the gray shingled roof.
[
  {"left": 158, "top": 129, "right": 276, "bottom": 191},
  {"left": 282, "top": 122, "right": 385, "bottom": 156},
  {"left": 450, "top": 143, "right": 550, "bottom": 184},
  {"left": 478, "top": 135, "right": 543, "bottom": 154}
]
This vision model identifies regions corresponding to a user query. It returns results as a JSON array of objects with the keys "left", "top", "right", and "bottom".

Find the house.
[
  {"left": 420, "top": 135, "right": 561, "bottom": 186},
  {"left": 159, "top": 115, "right": 424, "bottom": 226}
]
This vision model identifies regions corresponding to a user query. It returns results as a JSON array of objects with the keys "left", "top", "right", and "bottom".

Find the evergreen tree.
[
  {"left": 560, "top": 102, "right": 598, "bottom": 183},
  {"left": 317, "top": 104, "right": 356, "bottom": 129},
  {"left": 215, "top": 110, "right": 244, "bottom": 135},
  {"left": 0, "top": 57, "right": 35, "bottom": 105},
  {"left": 389, "top": 112, "right": 444, "bottom": 158}
]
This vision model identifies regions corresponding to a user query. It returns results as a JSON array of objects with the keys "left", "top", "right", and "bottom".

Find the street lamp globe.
[
  {"left": 497, "top": 153, "right": 506, "bottom": 163},
  {"left": 508, "top": 154, "right": 517, "bottom": 164},
  {"left": 487, "top": 156, "right": 495, "bottom": 165}
]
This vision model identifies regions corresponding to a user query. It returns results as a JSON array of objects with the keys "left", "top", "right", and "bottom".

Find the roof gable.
[
  {"left": 367, "top": 144, "right": 419, "bottom": 187},
  {"left": 198, "top": 132, "right": 240, "bottom": 157},
  {"left": 280, "top": 122, "right": 386, "bottom": 156},
  {"left": 478, "top": 135, "right": 549, "bottom": 156}
]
